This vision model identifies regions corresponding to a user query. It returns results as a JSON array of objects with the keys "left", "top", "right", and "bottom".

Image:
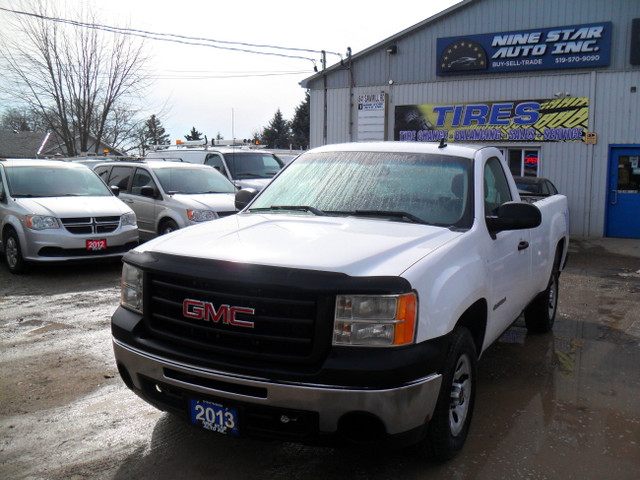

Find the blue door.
[{"left": 606, "top": 146, "right": 640, "bottom": 238}]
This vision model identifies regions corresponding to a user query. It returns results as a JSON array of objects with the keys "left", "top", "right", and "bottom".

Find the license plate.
[
  {"left": 189, "top": 399, "right": 239, "bottom": 435},
  {"left": 86, "top": 239, "right": 107, "bottom": 251}
]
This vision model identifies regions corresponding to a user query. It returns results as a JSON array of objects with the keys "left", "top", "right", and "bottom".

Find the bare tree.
[{"left": 0, "top": 1, "right": 149, "bottom": 156}]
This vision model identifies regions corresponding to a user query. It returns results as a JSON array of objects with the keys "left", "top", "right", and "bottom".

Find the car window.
[
  {"left": 204, "top": 154, "right": 226, "bottom": 173},
  {"left": 484, "top": 157, "right": 512, "bottom": 215},
  {"left": 0, "top": 167, "right": 5, "bottom": 199},
  {"left": 6, "top": 165, "right": 112, "bottom": 197},
  {"left": 94, "top": 166, "right": 111, "bottom": 182},
  {"left": 131, "top": 168, "right": 157, "bottom": 195},
  {"left": 225, "top": 152, "right": 283, "bottom": 179},
  {"left": 154, "top": 166, "right": 236, "bottom": 194},
  {"left": 107, "top": 166, "right": 134, "bottom": 192},
  {"left": 548, "top": 181, "right": 558, "bottom": 195}
]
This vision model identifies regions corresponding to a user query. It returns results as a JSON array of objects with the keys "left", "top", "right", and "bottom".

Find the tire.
[
  {"left": 524, "top": 252, "right": 561, "bottom": 334},
  {"left": 159, "top": 219, "right": 179, "bottom": 236},
  {"left": 3, "top": 229, "right": 26, "bottom": 274},
  {"left": 422, "top": 327, "right": 477, "bottom": 461}
]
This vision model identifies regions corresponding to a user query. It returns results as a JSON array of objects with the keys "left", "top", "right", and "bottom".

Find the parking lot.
[{"left": 1, "top": 239, "right": 639, "bottom": 480}]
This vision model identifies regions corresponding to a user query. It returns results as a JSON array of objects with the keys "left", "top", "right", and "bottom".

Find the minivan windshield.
[
  {"left": 154, "top": 166, "right": 236, "bottom": 194},
  {"left": 224, "top": 152, "right": 283, "bottom": 179},
  {"left": 7, "top": 165, "right": 112, "bottom": 197},
  {"left": 249, "top": 151, "right": 474, "bottom": 228}
]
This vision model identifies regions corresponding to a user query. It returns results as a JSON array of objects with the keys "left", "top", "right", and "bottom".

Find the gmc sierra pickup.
[{"left": 112, "top": 141, "right": 569, "bottom": 460}]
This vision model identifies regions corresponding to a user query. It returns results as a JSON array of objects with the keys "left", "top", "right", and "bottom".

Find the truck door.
[{"left": 483, "top": 157, "right": 533, "bottom": 344}]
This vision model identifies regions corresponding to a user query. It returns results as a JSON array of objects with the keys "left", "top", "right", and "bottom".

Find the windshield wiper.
[
  {"left": 235, "top": 172, "right": 263, "bottom": 178},
  {"left": 347, "top": 210, "right": 430, "bottom": 225},
  {"left": 249, "top": 205, "right": 327, "bottom": 216}
]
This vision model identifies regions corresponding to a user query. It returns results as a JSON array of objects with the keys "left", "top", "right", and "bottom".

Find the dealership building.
[{"left": 301, "top": 0, "right": 640, "bottom": 238}]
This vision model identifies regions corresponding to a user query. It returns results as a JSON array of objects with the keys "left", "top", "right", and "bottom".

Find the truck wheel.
[
  {"left": 524, "top": 254, "right": 560, "bottom": 333},
  {"left": 423, "top": 327, "right": 477, "bottom": 461},
  {"left": 159, "top": 219, "right": 178, "bottom": 236},
  {"left": 3, "top": 229, "right": 26, "bottom": 274}
]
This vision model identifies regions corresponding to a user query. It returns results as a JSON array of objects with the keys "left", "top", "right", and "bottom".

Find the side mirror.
[
  {"left": 235, "top": 188, "right": 258, "bottom": 210},
  {"left": 486, "top": 201, "right": 541, "bottom": 237},
  {"left": 110, "top": 185, "right": 120, "bottom": 197},
  {"left": 140, "top": 186, "right": 156, "bottom": 198}
]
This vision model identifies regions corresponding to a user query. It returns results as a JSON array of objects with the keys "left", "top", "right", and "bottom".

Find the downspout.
[
  {"left": 322, "top": 50, "right": 328, "bottom": 145},
  {"left": 347, "top": 47, "right": 353, "bottom": 142}
]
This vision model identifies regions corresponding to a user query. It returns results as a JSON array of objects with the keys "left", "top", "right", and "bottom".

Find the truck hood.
[
  {"left": 168, "top": 193, "right": 236, "bottom": 212},
  {"left": 15, "top": 196, "right": 132, "bottom": 217},
  {"left": 135, "top": 213, "right": 462, "bottom": 277}
]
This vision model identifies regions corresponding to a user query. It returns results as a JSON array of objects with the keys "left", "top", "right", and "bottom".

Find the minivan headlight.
[
  {"left": 187, "top": 209, "right": 217, "bottom": 222},
  {"left": 121, "top": 212, "right": 137, "bottom": 227},
  {"left": 121, "top": 263, "right": 143, "bottom": 314},
  {"left": 333, "top": 293, "right": 417, "bottom": 347},
  {"left": 26, "top": 215, "right": 60, "bottom": 230}
]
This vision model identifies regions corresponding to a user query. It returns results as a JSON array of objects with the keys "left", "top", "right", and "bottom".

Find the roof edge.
[{"left": 300, "top": 0, "right": 476, "bottom": 88}]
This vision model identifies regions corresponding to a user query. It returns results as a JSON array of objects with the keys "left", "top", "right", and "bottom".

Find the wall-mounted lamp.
[
  {"left": 553, "top": 91, "right": 571, "bottom": 98},
  {"left": 386, "top": 45, "right": 398, "bottom": 55}
]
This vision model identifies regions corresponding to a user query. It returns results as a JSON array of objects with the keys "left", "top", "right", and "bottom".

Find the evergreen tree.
[
  {"left": 185, "top": 126, "right": 203, "bottom": 141},
  {"left": 143, "top": 114, "right": 170, "bottom": 146},
  {"left": 290, "top": 92, "right": 310, "bottom": 149},
  {"left": 260, "top": 109, "right": 291, "bottom": 149}
]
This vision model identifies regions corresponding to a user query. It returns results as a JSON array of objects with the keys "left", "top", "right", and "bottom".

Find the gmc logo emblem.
[{"left": 183, "top": 299, "right": 255, "bottom": 328}]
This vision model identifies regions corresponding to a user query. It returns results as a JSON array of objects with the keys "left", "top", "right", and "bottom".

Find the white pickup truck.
[{"left": 112, "top": 142, "right": 569, "bottom": 460}]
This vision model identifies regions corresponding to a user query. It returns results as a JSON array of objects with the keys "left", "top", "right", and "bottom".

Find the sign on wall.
[
  {"left": 437, "top": 22, "right": 611, "bottom": 75},
  {"left": 357, "top": 93, "right": 387, "bottom": 141},
  {"left": 394, "top": 97, "right": 589, "bottom": 143}
]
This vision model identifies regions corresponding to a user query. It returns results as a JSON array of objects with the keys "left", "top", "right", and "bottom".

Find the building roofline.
[{"left": 299, "top": 0, "right": 475, "bottom": 88}]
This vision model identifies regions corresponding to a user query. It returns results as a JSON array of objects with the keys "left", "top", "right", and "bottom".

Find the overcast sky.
[{"left": 1, "top": 0, "right": 461, "bottom": 144}]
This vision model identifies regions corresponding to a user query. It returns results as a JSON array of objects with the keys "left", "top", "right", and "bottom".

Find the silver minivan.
[
  {"left": 94, "top": 161, "right": 237, "bottom": 240},
  {"left": 0, "top": 159, "right": 139, "bottom": 273}
]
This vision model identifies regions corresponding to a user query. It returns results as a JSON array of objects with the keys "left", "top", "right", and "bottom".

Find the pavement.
[{"left": 569, "top": 235, "right": 640, "bottom": 258}]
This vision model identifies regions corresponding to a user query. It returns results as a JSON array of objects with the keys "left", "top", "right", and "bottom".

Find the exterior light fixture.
[{"left": 386, "top": 45, "right": 398, "bottom": 55}]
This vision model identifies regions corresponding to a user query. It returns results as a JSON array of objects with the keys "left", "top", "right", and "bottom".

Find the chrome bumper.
[{"left": 113, "top": 339, "right": 442, "bottom": 436}]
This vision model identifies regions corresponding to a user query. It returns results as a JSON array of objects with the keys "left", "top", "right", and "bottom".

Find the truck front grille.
[
  {"left": 61, "top": 216, "right": 121, "bottom": 234},
  {"left": 145, "top": 271, "right": 325, "bottom": 365}
]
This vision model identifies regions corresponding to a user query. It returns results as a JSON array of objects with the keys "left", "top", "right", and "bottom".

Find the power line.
[{"left": 0, "top": 7, "right": 343, "bottom": 67}]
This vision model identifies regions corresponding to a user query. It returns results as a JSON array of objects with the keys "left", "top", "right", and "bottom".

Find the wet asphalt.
[{"left": 0, "top": 240, "right": 639, "bottom": 480}]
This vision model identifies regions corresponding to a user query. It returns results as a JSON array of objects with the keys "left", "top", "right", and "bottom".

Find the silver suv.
[
  {"left": 94, "top": 161, "right": 237, "bottom": 240},
  {"left": 0, "top": 159, "right": 139, "bottom": 273}
]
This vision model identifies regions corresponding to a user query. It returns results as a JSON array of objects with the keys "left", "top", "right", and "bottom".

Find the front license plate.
[
  {"left": 86, "top": 239, "right": 107, "bottom": 251},
  {"left": 189, "top": 399, "right": 239, "bottom": 435}
]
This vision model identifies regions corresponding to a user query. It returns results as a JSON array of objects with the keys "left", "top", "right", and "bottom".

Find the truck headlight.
[
  {"left": 187, "top": 209, "right": 217, "bottom": 222},
  {"left": 26, "top": 215, "right": 60, "bottom": 230},
  {"left": 121, "top": 212, "right": 137, "bottom": 227},
  {"left": 121, "top": 263, "right": 143, "bottom": 314},
  {"left": 333, "top": 293, "right": 417, "bottom": 347}
]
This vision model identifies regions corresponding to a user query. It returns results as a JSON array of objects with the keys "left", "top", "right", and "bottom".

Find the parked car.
[
  {"left": 514, "top": 176, "right": 559, "bottom": 196},
  {"left": 145, "top": 142, "right": 284, "bottom": 191},
  {"left": 0, "top": 159, "right": 138, "bottom": 273},
  {"left": 93, "top": 160, "right": 237, "bottom": 240}
]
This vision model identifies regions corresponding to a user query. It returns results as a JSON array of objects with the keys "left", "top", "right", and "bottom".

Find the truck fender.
[{"left": 412, "top": 252, "right": 488, "bottom": 345}]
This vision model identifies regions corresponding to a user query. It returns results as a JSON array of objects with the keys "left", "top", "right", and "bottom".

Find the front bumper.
[
  {"left": 113, "top": 338, "right": 442, "bottom": 445},
  {"left": 21, "top": 225, "right": 139, "bottom": 262}
]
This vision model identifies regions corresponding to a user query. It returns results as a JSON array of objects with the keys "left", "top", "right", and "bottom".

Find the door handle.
[
  {"left": 518, "top": 241, "right": 529, "bottom": 251},
  {"left": 611, "top": 189, "right": 618, "bottom": 205}
]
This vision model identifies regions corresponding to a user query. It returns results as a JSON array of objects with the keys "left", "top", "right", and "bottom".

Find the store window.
[{"left": 500, "top": 148, "right": 540, "bottom": 177}]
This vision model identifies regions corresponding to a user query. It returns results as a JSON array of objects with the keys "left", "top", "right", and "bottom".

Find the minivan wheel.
[
  {"left": 159, "top": 219, "right": 178, "bottom": 236},
  {"left": 4, "top": 229, "right": 26, "bottom": 274}
]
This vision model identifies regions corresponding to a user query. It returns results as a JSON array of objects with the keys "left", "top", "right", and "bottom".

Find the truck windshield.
[
  {"left": 224, "top": 152, "right": 283, "bottom": 179},
  {"left": 154, "top": 167, "right": 236, "bottom": 194},
  {"left": 249, "top": 151, "right": 474, "bottom": 228},
  {"left": 7, "top": 165, "right": 112, "bottom": 197}
]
